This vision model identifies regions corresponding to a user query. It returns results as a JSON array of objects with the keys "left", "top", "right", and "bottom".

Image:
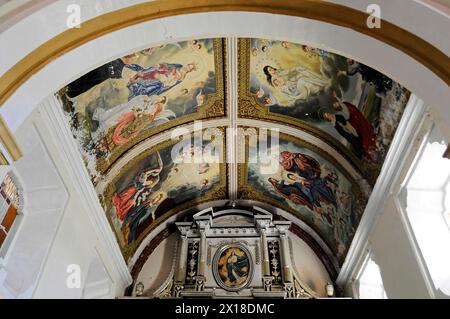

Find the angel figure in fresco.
[
  {"left": 126, "top": 63, "right": 197, "bottom": 100},
  {"left": 301, "top": 45, "right": 328, "bottom": 59},
  {"left": 121, "top": 192, "right": 166, "bottom": 244},
  {"left": 110, "top": 96, "right": 173, "bottom": 146},
  {"left": 93, "top": 95, "right": 172, "bottom": 146},
  {"left": 263, "top": 65, "right": 331, "bottom": 101},
  {"left": 112, "top": 152, "right": 163, "bottom": 221}
]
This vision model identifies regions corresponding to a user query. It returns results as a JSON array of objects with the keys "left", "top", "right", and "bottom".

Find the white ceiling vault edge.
[
  {"left": 1, "top": 11, "right": 449, "bottom": 138},
  {"left": 38, "top": 95, "right": 133, "bottom": 288},
  {"left": 336, "top": 95, "right": 428, "bottom": 286}
]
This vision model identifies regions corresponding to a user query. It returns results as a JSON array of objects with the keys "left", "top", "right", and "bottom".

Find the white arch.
[{"left": 0, "top": 5, "right": 448, "bottom": 136}]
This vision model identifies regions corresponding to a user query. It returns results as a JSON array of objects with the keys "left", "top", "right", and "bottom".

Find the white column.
[
  {"left": 261, "top": 229, "right": 270, "bottom": 277},
  {"left": 197, "top": 230, "right": 206, "bottom": 276},
  {"left": 280, "top": 233, "right": 293, "bottom": 283},
  {"left": 176, "top": 234, "right": 188, "bottom": 283}
]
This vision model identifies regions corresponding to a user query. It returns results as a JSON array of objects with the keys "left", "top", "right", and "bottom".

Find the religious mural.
[
  {"left": 238, "top": 133, "right": 364, "bottom": 263},
  {"left": 213, "top": 245, "right": 253, "bottom": 291},
  {"left": 239, "top": 38, "right": 410, "bottom": 183},
  {"left": 54, "top": 36, "right": 413, "bottom": 265},
  {"left": 58, "top": 38, "right": 225, "bottom": 180},
  {"left": 103, "top": 133, "right": 227, "bottom": 258}
]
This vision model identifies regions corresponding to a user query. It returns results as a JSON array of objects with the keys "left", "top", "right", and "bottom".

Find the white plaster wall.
[
  {"left": 0, "top": 111, "right": 67, "bottom": 298},
  {"left": 2, "top": 106, "right": 125, "bottom": 298},
  {"left": 135, "top": 233, "right": 178, "bottom": 296},
  {"left": 367, "top": 196, "right": 432, "bottom": 298},
  {"left": 345, "top": 114, "right": 450, "bottom": 299},
  {"left": 289, "top": 234, "right": 331, "bottom": 297}
]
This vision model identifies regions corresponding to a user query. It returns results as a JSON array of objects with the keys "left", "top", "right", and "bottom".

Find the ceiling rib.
[{"left": 227, "top": 37, "right": 239, "bottom": 201}]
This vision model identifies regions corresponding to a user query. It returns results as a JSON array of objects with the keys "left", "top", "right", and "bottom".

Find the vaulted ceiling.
[{"left": 57, "top": 37, "right": 410, "bottom": 266}]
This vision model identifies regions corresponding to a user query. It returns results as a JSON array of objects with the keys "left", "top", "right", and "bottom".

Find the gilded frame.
[
  {"left": 212, "top": 243, "right": 254, "bottom": 292},
  {"left": 59, "top": 38, "right": 227, "bottom": 176},
  {"left": 103, "top": 127, "right": 229, "bottom": 259},
  {"left": 237, "top": 38, "right": 405, "bottom": 185},
  {"left": 237, "top": 129, "right": 366, "bottom": 261}
]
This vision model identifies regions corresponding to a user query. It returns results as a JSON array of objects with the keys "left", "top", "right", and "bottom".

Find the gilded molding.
[
  {"left": 57, "top": 38, "right": 226, "bottom": 175},
  {"left": 102, "top": 128, "right": 228, "bottom": 260},
  {"left": 0, "top": 115, "right": 22, "bottom": 161},
  {"left": 237, "top": 129, "right": 367, "bottom": 259},
  {"left": 0, "top": 151, "right": 8, "bottom": 165}
]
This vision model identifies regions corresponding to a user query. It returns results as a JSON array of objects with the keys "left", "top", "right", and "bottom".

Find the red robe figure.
[
  {"left": 279, "top": 151, "right": 321, "bottom": 180},
  {"left": 333, "top": 96, "right": 377, "bottom": 161},
  {"left": 112, "top": 167, "right": 161, "bottom": 221}
]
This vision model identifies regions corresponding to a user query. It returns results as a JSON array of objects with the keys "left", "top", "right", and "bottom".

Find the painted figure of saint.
[
  {"left": 93, "top": 95, "right": 171, "bottom": 146},
  {"left": 121, "top": 192, "right": 165, "bottom": 244},
  {"left": 263, "top": 65, "right": 331, "bottom": 101},
  {"left": 110, "top": 96, "right": 170, "bottom": 146},
  {"left": 112, "top": 153, "right": 163, "bottom": 221},
  {"left": 322, "top": 92, "right": 378, "bottom": 160},
  {"left": 331, "top": 92, "right": 378, "bottom": 161},
  {"left": 279, "top": 151, "right": 321, "bottom": 180},
  {"left": 268, "top": 151, "right": 338, "bottom": 224},
  {"left": 322, "top": 111, "right": 364, "bottom": 158}
]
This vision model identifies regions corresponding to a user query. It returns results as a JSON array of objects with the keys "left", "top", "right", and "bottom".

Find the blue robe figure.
[
  {"left": 126, "top": 63, "right": 184, "bottom": 101},
  {"left": 226, "top": 252, "right": 249, "bottom": 283}
]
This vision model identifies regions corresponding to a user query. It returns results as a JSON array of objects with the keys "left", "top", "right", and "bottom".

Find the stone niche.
[{"left": 151, "top": 206, "right": 317, "bottom": 299}]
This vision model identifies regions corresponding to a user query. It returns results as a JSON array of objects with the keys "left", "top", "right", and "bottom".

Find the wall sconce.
[
  {"left": 325, "top": 283, "right": 334, "bottom": 297},
  {"left": 135, "top": 282, "right": 144, "bottom": 297}
]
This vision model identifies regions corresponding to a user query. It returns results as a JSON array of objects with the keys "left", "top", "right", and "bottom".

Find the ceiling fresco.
[
  {"left": 238, "top": 131, "right": 364, "bottom": 264},
  {"left": 238, "top": 38, "right": 410, "bottom": 184},
  {"left": 59, "top": 38, "right": 226, "bottom": 181},
  {"left": 103, "top": 131, "right": 227, "bottom": 259},
  {"left": 56, "top": 37, "right": 411, "bottom": 266}
]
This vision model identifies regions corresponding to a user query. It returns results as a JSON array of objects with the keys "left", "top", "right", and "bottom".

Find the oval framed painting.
[{"left": 212, "top": 243, "right": 254, "bottom": 291}]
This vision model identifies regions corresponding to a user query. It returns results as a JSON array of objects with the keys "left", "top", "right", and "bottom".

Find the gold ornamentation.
[
  {"left": 0, "top": 116, "right": 22, "bottom": 161},
  {"left": 237, "top": 38, "right": 410, "bottom": 186},
  {"left": 61, "top": 38, "right": 227, "bottom": 175},
  {"left": 237, "top": 129, "right": 367, "bottom": 259},
  {"left": 103, "top": 128, "right": 228, "bottom": 260},
  {"left": 1, "top": 0, "right": 449, "bottom": 109}
]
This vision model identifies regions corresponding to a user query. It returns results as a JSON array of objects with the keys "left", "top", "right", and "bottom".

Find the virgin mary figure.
[
  {"left": 126, "top": 62, "right": 197, "bottom": 100},
  {"left": 226, "top": 252, "right": 249, "bottom": 284},
  {"left": 263, "top": 65, "right": 331, "bottom": 101}
]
